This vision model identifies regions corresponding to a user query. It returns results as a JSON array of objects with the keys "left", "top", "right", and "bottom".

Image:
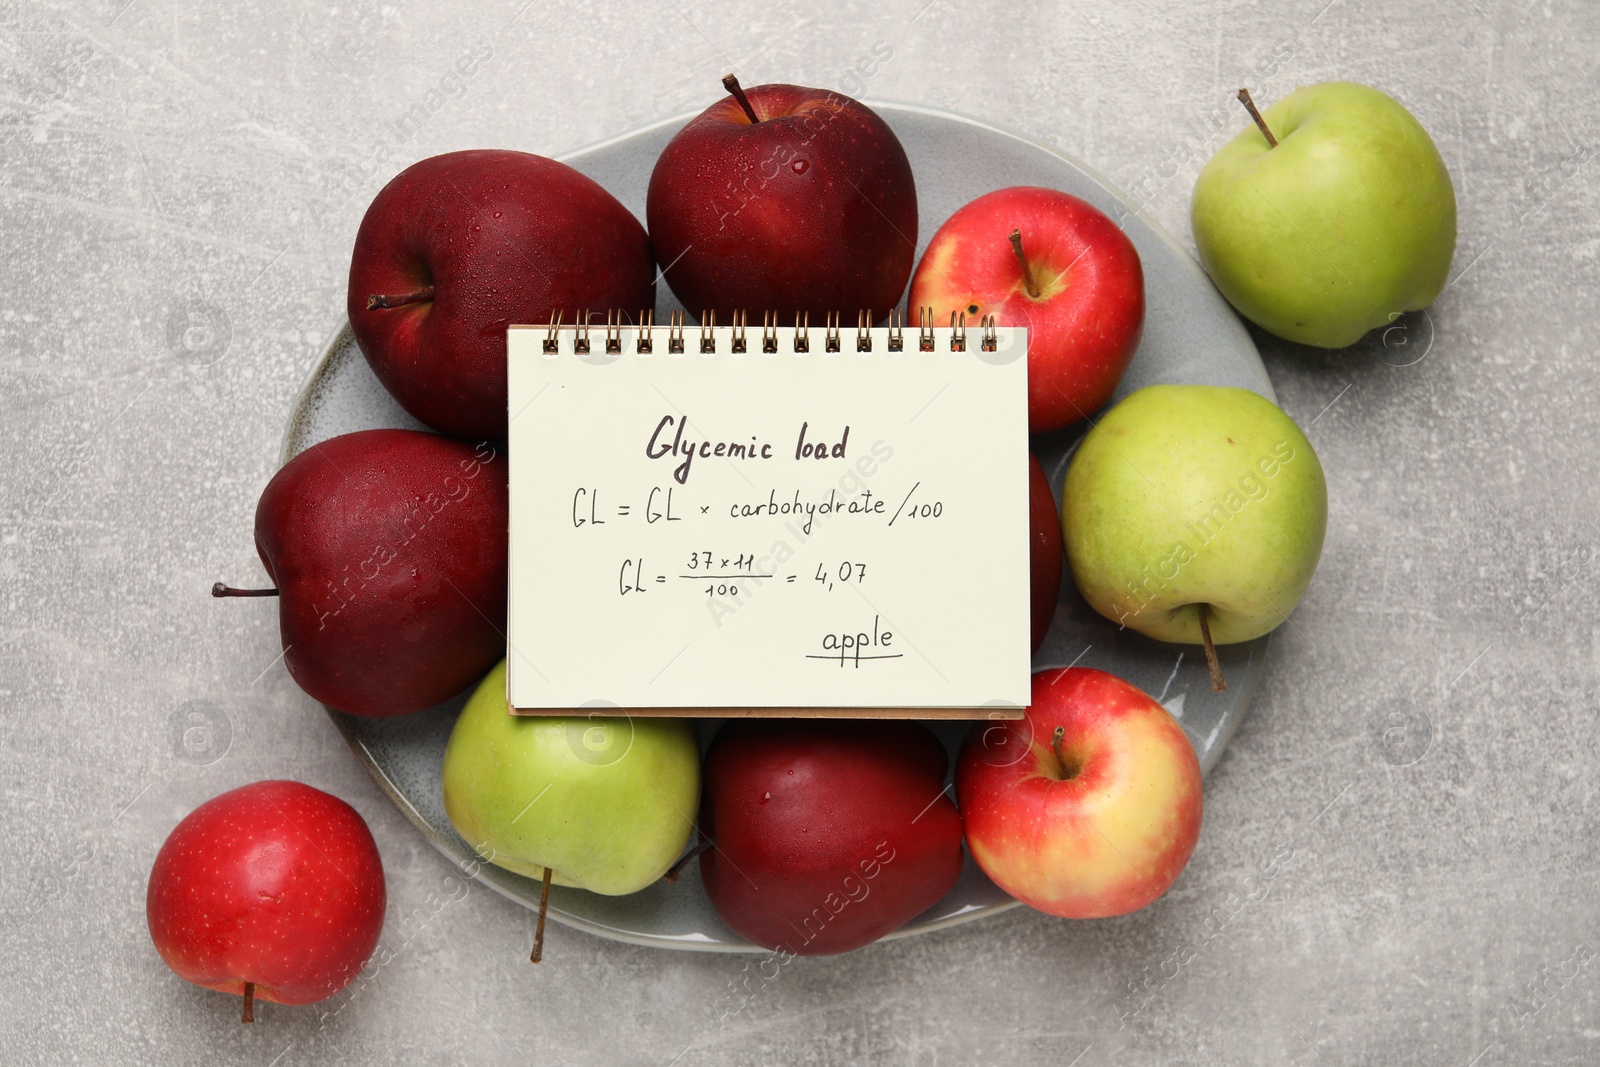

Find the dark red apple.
[
  {"left": 699, "top": 719, "right": 962, "bottom": 956},
  {"left": 147, "top": 780, "right": 386, "bottom": 1021},
  {"left": 1029, "top": 451, "right": 1064, "bottom": 651},
  {"left": 349, "top": 149, "right": 654, "bottom": 441},
  {"left": 647, "top": 77, "right": 917, "bottom": 322},
  {"left": 215, "top": 429, "right": 507, "bottom": 716},
  {"left": 909, "top": 186, "right": 1144, "bottom": 432}
]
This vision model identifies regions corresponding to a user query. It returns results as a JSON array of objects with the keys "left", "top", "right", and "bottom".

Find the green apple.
[
  {"left": 441, "top": 662, "right": 700, "bottom": 895},
  {"left": 1062, "top": 385, "right": 1326, "bottom": 652},
  {"left": 1191, "top": 82, "right": 1456, "bottom": 348}
]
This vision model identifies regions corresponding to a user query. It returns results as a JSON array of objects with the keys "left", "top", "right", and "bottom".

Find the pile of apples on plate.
[{"left": 149, "top": 77, "right": 1455, "bottom": 1019}]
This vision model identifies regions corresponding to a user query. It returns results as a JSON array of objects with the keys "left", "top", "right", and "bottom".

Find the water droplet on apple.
[
  {"left": 790, "top": 159, "right": 809, "bottom": 175},
  {"left": 760, "top": 791, "right": 771, "bottom": 803},
  {"left": 492, "top": 211, "right": 502, "bottom": 219}
]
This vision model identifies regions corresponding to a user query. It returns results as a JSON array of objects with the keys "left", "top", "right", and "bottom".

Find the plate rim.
[{"left": 287, "top": 99, "right": 1264, "bottom": 953}]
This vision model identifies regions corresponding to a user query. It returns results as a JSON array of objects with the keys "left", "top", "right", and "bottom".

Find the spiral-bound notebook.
[{"left": 505, "top": 312, "right": 1030, "bottom": 718}]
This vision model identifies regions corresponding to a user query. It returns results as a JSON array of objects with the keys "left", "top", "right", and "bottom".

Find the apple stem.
[
  {"left": 663, "top": 835, "right": 714, "bottom": 885},
  {"left": 1198, "top": 604, "right": 1227, "bottom": 693},
  {"left": 530, "top": 866, "right": 553, "bottom": 964},
  {"left": 1050, "top": 724, "right": 1070, "bottom": 778},
  {"left": 212, "top": 583, "right": 279, "bottom": 598},
  {"left": 1008, "top": 229, "right": 1041, "bottom": 299},
  {"left": 241, "top": 982, "right": 255, "bottom": 1025},
  {"left": 365, "top": 286, "right": 435, "bottom": 311},
  {"left": 1236, "top": 88, "right": 1278, "bottom": 148},
  {"left": 722, "top": 74, "right": 760, "bottom": 124}
]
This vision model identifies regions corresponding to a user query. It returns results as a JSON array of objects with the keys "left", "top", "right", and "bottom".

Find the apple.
[
  {"left": 1029, "top": 450, "right": 1064, "bottom": 652},
  {"left": 646, "top": 76, "right": 917, "bottom": 321},
  {"left": 441, "top": 661, "right": 700, "bottom": 896},
  {"left": 349, "top": 149, "right": 655, "bottom": 440},
  {"left": 147, "top": 780, "right": 386, "bottom": 1022},
  {"left": 214, "top": 429, "right": 508, "bottom": 717},
  {"left": 1191, "top": 82, "right": 1457, "bottom": 348},
  {"left": 956, "top": 667, "right": 1201, "bottom": 919},
  {"left": 698, "top": 719, "right": 963, "bottom": 956},
  {"left": 908, "top": 186, "right": 1144, "bottom": 432},
  {"left": 1061, "top": 385, "right": 1326, "bottom": 687}
]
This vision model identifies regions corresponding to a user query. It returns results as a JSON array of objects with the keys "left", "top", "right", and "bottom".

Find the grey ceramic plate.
[{"left": 284, "top": 102, "right": 1274, "bottom": 952}]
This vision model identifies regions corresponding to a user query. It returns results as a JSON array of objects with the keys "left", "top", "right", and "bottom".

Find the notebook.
[{"left": 505, "top": 311, "right": 1030, "bottom": 718}]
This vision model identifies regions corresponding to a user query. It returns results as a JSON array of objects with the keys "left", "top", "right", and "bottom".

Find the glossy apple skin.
[
  {"left": 908, "top": 186, "right": 1144, "bottom": 432},
  {"left": 1029, "top": 451, "right": 1064, "bottom": 652},
  {"left": 255, "top": 429, "right": 508, "bottom": 716},
  {"left": 647, "top": 83, "right": 917, "bottom": 321},
  {"left": 1062, "top": 385, "right": 1326, "bottom": 646},
  {"left": 1191, "top": 82, "right": 1456, "bottom": 348},
  {"left": 957, "top": 668, "right": 1201, "bottom": 919},
  {"left": 442, "top": 661, "right": 700, "bottom": 895},
  {"left": 147, "top": 781, "right": 386, "bottom": 1009},
  {"left": 349, "top": 150, "right": 655, "bottom": 440},
  {"left": 699, "top": 720, "right": 962, "bottom": 955}
]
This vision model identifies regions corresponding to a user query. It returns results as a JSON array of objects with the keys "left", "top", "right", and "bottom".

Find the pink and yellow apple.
[
  {"left": 908, "top": 186, "right": 1144, "bottom": 432},
  {"left": 955, "top": 667, "right": 1201, "bottom": 918}
]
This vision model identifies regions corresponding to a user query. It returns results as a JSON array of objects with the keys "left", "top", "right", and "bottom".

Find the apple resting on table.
[
  {"left": 147, "top": 780, "right": 386, "bottom": 1023},
  {"left": 349, "top": 149, "right": 655, "bottom": 440},
  {"left": 957, "top": 668, "right": 1202, "bottom": 919},
  {"left": 441, "top": 661, "right": 700, "bottom": 897},
  {"left": 213, "top": 428, "right": 508, "bottom": 716},
  {"left": 908, "top": 185, "right": 1144, "bottom": 432},
  {"left": 1062, "top": 384, "right": 1326, "bottom": 689},
  {"left": 647, "top": 75, "right": 916, "bottom": 322},
  {"left": 698, "top": 719, "right": 963, "bottom": 956},
  {"left": 1192, "top": 83, "right": 1457, "bottom": 348}
]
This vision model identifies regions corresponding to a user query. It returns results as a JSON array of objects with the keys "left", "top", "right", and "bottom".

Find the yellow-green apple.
[
  {"left": 1062, "top": 385, "right": 1326, "bottom": 688},
  {"left": 441, "top": 661, "right": 700, "bottom": 895},
  {"left": 1029, "top": 451, "right": 1063, "bottom": 651},
  {"left": 908, "top": 186, "right": 1144, "bottom": 432},
  {"left": 647, "top": 76, "right": 916, "bottom": 321},
  {"left": 1191, "top": 82, "right": 1456, "bottom": 348},
  {"left": 146, "top": 781, "right": 386, "bottom": 1022},
  {"left": 349, "top": 150, "right": 655, "bottom": 441},
  {"left": 956, "top": 668, "right": 1201, "bottom": 919}
]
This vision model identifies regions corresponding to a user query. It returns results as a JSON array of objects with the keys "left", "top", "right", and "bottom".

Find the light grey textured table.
[{"left": 4, "top": 1, "right": 1597, "bottom": 1063}]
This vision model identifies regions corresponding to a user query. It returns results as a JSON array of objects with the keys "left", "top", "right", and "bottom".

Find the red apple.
[
  {"left": 215, "top": 429, "right": 508, "bottom": 717},
  {"left": 909, "top": 186, "right": 1144, "bottom": 432},
  {"left": 956, "top": 668, "right": 1201, "bottom": 918},
  {"left": 647, "top": 77, "right": 917, "bottom": 322},
  {"left": 147, "top": 781, "right": 386, "bottom": 1021},
  {"left": 349, "top": 149, "right": 655, "bottom": 441},
  {"left": 699, "top": 719, "right": 962, "bottom": 955},
  {"left": 1029, "top": 451, "right": 1064, "bottom": 652}
]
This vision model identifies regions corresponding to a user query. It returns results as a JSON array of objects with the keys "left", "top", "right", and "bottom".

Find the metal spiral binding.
[
  {"left": 543, "top": 309, "right": 563, "bottom": 353},
  {"left": 605, "top": 309, "right": 623, "bottom": 354},
  {"left": 636, "top": 309, "right": 654, "bottom": 353},
  {"left": 573, "top": 311, "right": 592, "bottom": 355},
  {"left": 699, "top": 309, "right": 717, "bottom": 353},
  {"left": 918, "top": 306, "right": 936, "bottom": 351},
  {"left": 762, "top": 310, "right": 779, "bottom": 353},
  {"left": 543, "top": 306, "right": 981, "bottom": 354}
]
